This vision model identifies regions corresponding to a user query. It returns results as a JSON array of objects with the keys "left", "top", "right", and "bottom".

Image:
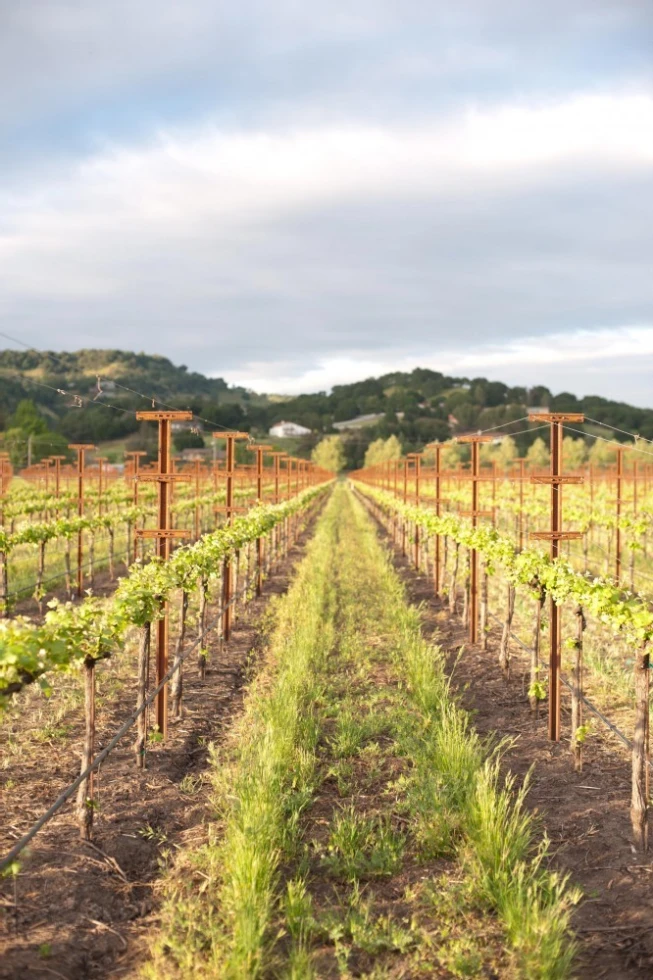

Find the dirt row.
[{"left": 0, "top": 518, "right": 319, "bottom": 980}]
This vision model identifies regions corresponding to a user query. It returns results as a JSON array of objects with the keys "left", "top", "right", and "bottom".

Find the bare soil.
[{"left": 0, "top": 520, "right": 318, "bottom": 980}]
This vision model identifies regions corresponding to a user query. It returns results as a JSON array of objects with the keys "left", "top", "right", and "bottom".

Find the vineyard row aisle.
[{"left": 144, "top": 484, "right": 581, "bottom": 980}]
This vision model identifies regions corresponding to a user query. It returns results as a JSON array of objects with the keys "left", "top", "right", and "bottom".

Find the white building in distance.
[{"left": 269, "top": 420, "right": 312, "bottom": 438}]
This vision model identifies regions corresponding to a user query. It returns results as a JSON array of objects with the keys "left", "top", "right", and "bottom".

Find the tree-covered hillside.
[
  {"left": 0, "top": 349, "right": 259, "bottom": 456},
  {"left": 2, "top": 351, "right": 653, "bottom": 469},
  {"left": 277, "top": 369, "right": 653, "bottom": 468}
]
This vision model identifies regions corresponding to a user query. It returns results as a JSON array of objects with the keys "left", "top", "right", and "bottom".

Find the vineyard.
[{"left": 1, "top": 413, "right": 653, "bottom": 978}]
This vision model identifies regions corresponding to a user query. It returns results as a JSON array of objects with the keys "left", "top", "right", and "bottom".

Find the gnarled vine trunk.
[
  {"left": 499, "top": 584, "right": 516, "bottom": 678},
  {"left": 449, "top": 542, "right": 460, "bottom": 615},
  {"left": 198, "top": 579, "right": 209, "bottom": 680},
  {"left": 134, "top": 623, "right": 151, "bottom": 769},
  {"left": 530, "top": 589, "right": 545, "bottom": 716},
  {"left": 171, "top": 589, "right": 188, "bottom": 719},
  {"left": 77, "top": 657, "right": 96, "bottom": 838},
  {"left": 631, "top": 643, "right": 650, "bottom": 851}
]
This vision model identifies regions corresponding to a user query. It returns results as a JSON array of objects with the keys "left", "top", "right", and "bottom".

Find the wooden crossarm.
[
  {"left": 457, "top": 473, "right": 499, "bottom": 482},
  {"left": 135, "top": 529, "right": 191, "bottom": 539},
  {"left": 136, "top": 411, "right": 193, "bottom": 421},
  {"left": 527, "top": 413, "right": 585, "bottom": 423},
  {"left": 137, "top": 473, "right": 193, "bottom": 483},
  {"left": 530, "top": 476, "right": 583, "bottom": 485},
  {"left": 530, "top": 531, "right": 583, "bottom": 541},
  {"left": 455, "top": 435, "right": 494, "bottom": 444}
]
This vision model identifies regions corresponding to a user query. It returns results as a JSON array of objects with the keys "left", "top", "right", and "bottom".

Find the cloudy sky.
[{"left": 1, "top": 2, "right": 652, "bottom": 402}]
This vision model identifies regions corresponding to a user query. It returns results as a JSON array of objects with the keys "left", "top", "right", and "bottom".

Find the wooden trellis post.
[
  {"left": 269, "top": 451, "right": 285, "bottom": 504},
  {"left": 248, "top": 443, "right": 272, "bottom": 595},
  {"left": 0, "top": 454, "right": 10, "bottom": 528},
  {"left": 49, "top": 455, "right": 66, "bottom": 500},
  {"left": 268, "top": 451, "right": 287, "bottom": 565},
  {"left": 407, "top": 453, "right": 421, "bottom": 569},
  {"left": 193, "top": 458, "right": 202, "bottom": 541},
  {"left": 425, "top": 442, "right": 448, "bottom": 596},
  {"left": 68, "top": 444, "right": 96, "bottom": 598},
  {"left": 125, "top": 450, "right": 148, "bottom": 561},
  {"left": 614, "top": 446, "right": 626, "bottom": 585},
  {"left": 96, "top": 456, "right": 108, "bottom": 515},
  {"left": 41, "top": 458, "right": 53, "bottom": 492},
  {"left": 401, "top": 459, "right": 409, "bottom": 556},
  {"left": 456, "top": 435, "right": 493, "bottom": 644},
  {"left": 135, "top": 412, "right": 193, "bottom": 739},
  {"left": 392, "top": 460, "right": 399, "bottom": 545},
  {"left": 213, "top": 432, "right": 250, "bottom": 642},
  {"left": 516, "top": 457, "right": 526, "bottom": 550},
  {"left": 530, "top": 412, "right": 584, "bottom": 742}
]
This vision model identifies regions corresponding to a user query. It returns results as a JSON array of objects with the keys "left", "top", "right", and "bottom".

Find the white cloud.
[
  {"left": 1, "top": 83, "right": 652, "bottom": 408},
  {"left": 2, "top": 90, "right": 652, "bottom": 298},
  {"left": 226, "top": 325, "right": 653, "bottom": 406}
]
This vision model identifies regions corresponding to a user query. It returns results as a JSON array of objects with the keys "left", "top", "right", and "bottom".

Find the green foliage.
[
  {"left": 359, "top": 484, "right": 653, "bottom": 647},
  {"left": 8, "top": 399, "right": 48, "bottom": 435},
  {"left": 312, "top": 435, "right": 345, "bottom": 472},
  {"left": 4, "top": 350, "right": 653, "bottom": 463},
  {"left": 588, "top": 439, "right": 620, "bottom": 468},
  {"left": 562, "top": 436, "right": 587, "bottom": 470},
  {"left": 363, "top": 435, "right": 402, "bottom": 467},
  {"left": 0, "top": 485, "right": 328, "bottom": 709},
  {"left": 173, "top": 430, "right": 205, "bottom": 451},
  {"left": 526, "top": 436, "right": 550, "bottom": 468},
  {"left": 146, "top": 488, "right": 339, "bottom": 977},
  {"left": 481, "top": 435, "right": 517, "bottom": 469}
]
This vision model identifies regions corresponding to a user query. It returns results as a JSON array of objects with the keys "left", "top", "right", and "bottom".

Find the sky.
[{"left": 1, "top": 1, "right": 653, "bottom": 403}]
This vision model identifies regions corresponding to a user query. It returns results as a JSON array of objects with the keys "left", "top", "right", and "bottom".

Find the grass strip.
[
  {"left": 145, "top": 485, "right": 579, "bottom": 979},
  {"left": 275, "top": 487, "right": 579, "bottom": 978},
  {"left": 143, "top": 492, "right": 339, "bottom": 978},
  {"left": 347, "top": 488, "right": 581, "bottom": 978}
]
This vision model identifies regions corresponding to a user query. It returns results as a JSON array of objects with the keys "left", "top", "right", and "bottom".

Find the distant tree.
[
  {"left": 8, "top": 399, "right": 48, "bottom": 435},
  {"left": 562, "top": 436, "right": 587, "bottom": 470},
  {"left": 2, "top": 399, "right": 69, "bottom": 466},
  {"left": 312, "top": 435, "right": 345, "bottom": 472},
  {"left": 589, "top": 439, "right": 620, "bottom": 468},
  {"left": 364, "top": 435, "right": 402, "bottom": 467},
  {"left": 3, "top": 428, "right": 30, "bottom": 467},
  {"left": 481, "top": 435, "right": 517, "bottom": 470},
  {"left": 422, "top": 442, "right": 464, "bottom": 469},
  {"left": 125, "top": 424, "right": 159, "bottom": 460},
  {"left": 173, "top": 430, "right": 205, "bottom": 452},
  {"left": 526, "top": 436, "right": 550, "bottom": 469},
  {"left": 528, "top": 386, "right": 552, "bottom": 408}
]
